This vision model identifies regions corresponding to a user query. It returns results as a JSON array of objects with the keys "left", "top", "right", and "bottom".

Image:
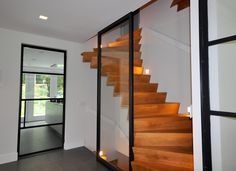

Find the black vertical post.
[
  {"left": 97, "top": 34, "right": 102, "bottom": 159},
  {"left": 199, "top": 0, "right": 212, "bottom": 170},
  {"left": 129, "top": 12, "right": 134, "bottom": 171},
  {"left": 62, "top": 51, "right": 67, "bottom": 147},
  {"left": 17, "top": 45, "right": 24, "bottom": 154},
  {"left": 24, "top": 100, "right": 27, "bottom": 128}
]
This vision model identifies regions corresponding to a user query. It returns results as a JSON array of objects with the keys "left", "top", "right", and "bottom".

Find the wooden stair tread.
[
  {"left": 132, "top": 161, "right": 193, "bottom": 171},
  {"left": 107, "top": 37, "right": 141, "bottom": 48},
  {"left": 133, "top": 147, "right": 193, "bottom": 169},
  {"left": 114, "top": 83, "right": 158, "bottom": 96},
  {"left": 134, "top": 146, "right": 193, "bottom": 154},
  {"left": 82, "top": 51, "right": 141, "bottom": 60},
  {"left": 94, "top": 44, "right": 141, "bottom": 52},
  {"left": 122, "top": 92, "right": 167, "bottom": 106},
  {"left": 102, "top": 67, "right": 143, "bottom": 76},
  {"left": 134, "top": 132, "right": 193, "bottom": 147},
  {"left": 89, "top": 56, "right": 143, "bottom": 68},
  {"left": 134, "top": 103, "right": 180, "bottom": 118},
  {"left": 171, "top": 0, "right": 190, "bottom": 11},
  {"left": 107, "top": 74, "right": 151, "bottom": 86},
  {"left": 134, "top": 115, "right": 192, "bottom": 133},
  {"left": 116, "top": 28, "right": 142, "bottom": 41}
]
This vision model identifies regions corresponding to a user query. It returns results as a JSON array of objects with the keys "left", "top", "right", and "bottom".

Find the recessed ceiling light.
[{"left": 39, "top": 15, "right": 48, "bottom": 20}]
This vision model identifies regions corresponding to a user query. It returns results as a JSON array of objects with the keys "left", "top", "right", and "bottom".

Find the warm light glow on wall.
[
  {"left": 144, "top": 69, "right": 150, "bottom": 75},
  {"left": 99, "top": 151, "right": 107, "bottom": 160}
]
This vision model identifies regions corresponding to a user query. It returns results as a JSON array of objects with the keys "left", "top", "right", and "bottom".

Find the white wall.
[
  {"left": 0, "top": 27, "right": 96, "bottom": 164},
  {"left": 140, "top": 0, "right": 191, "bottom": 114}
]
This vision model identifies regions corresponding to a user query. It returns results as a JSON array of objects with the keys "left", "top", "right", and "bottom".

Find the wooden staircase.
[
  {"left": 81, "top": 28, "right": 193, "bottom": 171},
  {"left": 171, "top": 0, "right": 190, "bottom": 11}
]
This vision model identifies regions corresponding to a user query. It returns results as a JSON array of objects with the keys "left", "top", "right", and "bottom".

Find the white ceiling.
[{"left": 0, "top": 0, "right": 149, "bottom": 43}]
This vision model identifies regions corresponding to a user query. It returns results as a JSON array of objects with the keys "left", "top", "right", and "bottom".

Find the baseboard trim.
[{"left": 0, "top": 152, "right": 17, "bottom": 165}]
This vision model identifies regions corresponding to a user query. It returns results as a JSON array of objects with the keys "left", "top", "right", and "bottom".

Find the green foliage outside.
[{"left": 21, "top": 74, "right": 64, "bottom": 117}]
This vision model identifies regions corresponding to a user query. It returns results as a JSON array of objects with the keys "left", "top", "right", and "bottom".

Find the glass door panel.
[
  {"left": 99, "top": 18, "right": 132, "bottom": 170},
  {"left": 209, "top": 42, "right": 236, "bottom": 113},
  {"left": 19, "top": 45, "right": 66, "bottom": 156},
  {"left": 208, "top": 0, "right": 236, "bottom": 41}
]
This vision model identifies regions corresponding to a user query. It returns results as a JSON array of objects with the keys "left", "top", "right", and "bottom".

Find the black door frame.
[
  {"left": 199, "top": 0, "right": 236, "bottom": 170},
  {"left": 17, "top": 44, "right": 67, "bottom": 157}
]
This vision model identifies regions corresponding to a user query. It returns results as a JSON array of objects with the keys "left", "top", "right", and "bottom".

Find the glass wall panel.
[
  {"left": 100, "top": 20, "right": 130, "bottom": 170},
  {"left": 211, "top": 116, "right": 236, "bottom": 170},
  {"left": 209, "top": 41, "right": 236, "bottom": 113},
  {"left": 208, "top": 0, "right": 236, "bottom": 41}
]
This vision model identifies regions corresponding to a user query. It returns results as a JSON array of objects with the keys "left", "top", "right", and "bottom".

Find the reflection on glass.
[
  {"left": 208, "top": 0, "right": 236, "bottom": 40},
  {"left": 23, "top": 47, "right": 64, "bottom": 74},
  {"left": 19, "top": 125, "right": 63, "bottom": 155},
  {"left": 100, "top": 21, "right": 130, "bottom": 170},
  {"left": 209, "top": 41, "right": 236, "bottom": 113}
]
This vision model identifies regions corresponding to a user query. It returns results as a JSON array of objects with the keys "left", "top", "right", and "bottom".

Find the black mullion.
[
  {"left": 21, "top": 123, "right": 63, "bottom": 129},
  {"left": 96, "top": 33, "right": 102, "bottom": 160},
  {"left": 62, "top": 51, "right": 67, "bottom": 148},
  {"left": 129, "top": 12, "right": 134, "bottom": 171},
  {"left": 17, "top": 45, "right": 24, "bottom": 154},
  {"left": 23, "top": 101, "right": 27, "bottom": 128},
  {"left": 22, "top": 98, "right": 64, "bottom": 101},
  {"left": 199, "top": 0, "right": 212, "bottom": 170},
  {"left": 210, "top": 111, "right": 236, "bottom": 118},
  {"left": 22, "top": 71, "right": 64, "bottom": 76},
  {"left": 209, "top": 35, "right": 236, "bottom": 46}
]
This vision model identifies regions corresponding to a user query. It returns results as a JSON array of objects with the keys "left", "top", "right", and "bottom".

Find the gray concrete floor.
[{"left": 0, "top": 147, "right": 110, "bottom": 171}]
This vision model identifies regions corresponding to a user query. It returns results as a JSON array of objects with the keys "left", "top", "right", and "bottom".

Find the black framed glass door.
[
  {"left": 199, "top": 0, "right": 236, "bottom": 170},
  {"left": 18, "top": 44, "right": 66, "bottom": 156}
]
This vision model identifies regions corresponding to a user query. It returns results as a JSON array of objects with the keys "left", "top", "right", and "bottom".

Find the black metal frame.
[
  {"left": 17, "top": 44, "right": 67, "bottom": 157},
  {"left": 97, "top": 11, "right": 136, "bottom": 171},
  {"left": 199, "top": 0, "right": 236, "bottom": 170}
]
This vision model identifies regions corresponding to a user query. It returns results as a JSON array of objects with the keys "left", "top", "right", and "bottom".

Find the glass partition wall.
[
  {"left": 97, "top": 12, "right": 135, "bottom": 170},
  {"left": 200, "top": 0, "right": 236, "bottom": 170},
  {"left": 18, "top": 45, "right": 66, "bottom": 156}
]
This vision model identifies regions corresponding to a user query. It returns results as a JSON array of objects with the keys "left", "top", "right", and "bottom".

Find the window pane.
[
  {"left": 211, "top": 116, "right": 236, "bottom": 170},
  {"left": 208, "top": 0, "right": 236, "bottom": 40},
  {"left": 23, "top": 47, "right": 64, "bottom": 74},
  {"left": 22, "top": 73, "right": 64, "bottom": 99},
  {"left": 209, "top": 41, "right": 236, "bottom": 113}
]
